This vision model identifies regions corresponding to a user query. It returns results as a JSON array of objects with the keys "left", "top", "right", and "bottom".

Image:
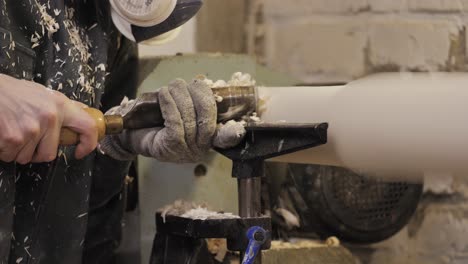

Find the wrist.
[{"left": 99, "top": 134, "right": 136, "bottom": 161}]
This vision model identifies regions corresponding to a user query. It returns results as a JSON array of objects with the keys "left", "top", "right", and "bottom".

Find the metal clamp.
[{"left": 242, "top": 226, "right": 268, "bottom": 264}]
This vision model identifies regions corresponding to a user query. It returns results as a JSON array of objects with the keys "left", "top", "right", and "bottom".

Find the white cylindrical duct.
[{"left": 259, "top": 72, "right": 468, "bottom": 175}]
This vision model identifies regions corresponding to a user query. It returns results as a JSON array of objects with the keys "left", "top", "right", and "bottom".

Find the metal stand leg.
[
  {"left": 238, "top": 178, "right": 262, "bottom": 218},
  {"left": 238, "top": 177, "right": 263, "bottom": 264}
]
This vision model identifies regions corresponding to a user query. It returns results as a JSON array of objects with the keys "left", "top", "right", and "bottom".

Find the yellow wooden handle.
[{"left": 59, "top": 108, "right": 106, "bottom": 146}]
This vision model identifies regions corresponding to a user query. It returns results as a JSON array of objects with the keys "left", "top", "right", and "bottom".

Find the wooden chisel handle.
[{"left": 59, "top": 108, "right": 109, "bottom": 146}]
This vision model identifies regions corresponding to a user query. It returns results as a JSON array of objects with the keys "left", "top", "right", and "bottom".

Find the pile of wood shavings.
[
  {"left": 29, "top": 3, "right": 102, "bottom": 103},
  {"left": 35, "top": 1, "right": 60, "bottom": 37},
  {"left": 203, "top": 72, "right": 256, "bottom": 88},
  {"left": 160, "top": 200, "right": 199, "bottom": 222},
  {"left": 159, "top": 200, "right": 239, "bottom": 222},
  {"left": 63, "top": 7, "right": 92, "bottom": 63},
  {"left": 202, "top": 72, "right": 262, "bottom": 124},
  {"left": 181, "top": 207, "right": 240, "bottom": 220}
]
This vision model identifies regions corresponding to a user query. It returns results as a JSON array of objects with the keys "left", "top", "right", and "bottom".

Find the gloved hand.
[{"left": 99, "top": 78, "right": 246, "bottom": 162}]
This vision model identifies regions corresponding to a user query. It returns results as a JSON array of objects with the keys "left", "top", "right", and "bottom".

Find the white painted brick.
[
  {"left": 264, "top": 17, "right": 367, "bottom": 83},
  {"left": 369, "top": 0, "right": 408, "bottom": 12},
  {"left": 409, "top": 0, "right": 468, "bottom": 12},
  {"left": 263, "top": 0, "right": 369, "bottom": 16},
  {"left": 368, "top": 17, "right": 461, "bottom": 71}
]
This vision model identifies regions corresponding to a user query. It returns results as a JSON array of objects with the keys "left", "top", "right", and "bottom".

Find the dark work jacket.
[{"left": 0, "top": 1, "right": 139, "bottom": 263}]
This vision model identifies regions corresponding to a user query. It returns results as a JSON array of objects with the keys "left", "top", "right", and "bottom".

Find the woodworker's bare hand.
[{"left": 0, "top": 74, "right": 98, "bottom": 164}]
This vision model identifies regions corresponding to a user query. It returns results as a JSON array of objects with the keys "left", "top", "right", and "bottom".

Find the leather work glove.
[{"left": 99, "top": 78, "right": 246, "bottom": 162}]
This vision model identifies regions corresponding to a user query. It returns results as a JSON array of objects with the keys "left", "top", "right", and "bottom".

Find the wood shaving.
[
  {"left": 214, "top": 94, "right": 223, "bottom": 103},
  {"left": 8, "top": 40, "right": 15, "bottom": 50},
  {"left": 278, "top": 139, "right": 285, "bottom": 152},
  {"left": 57, "top": 149, "right": 68, "bottom": 165},
  {"left": 77, "top": 212, "right": 88, "bottom": 218},
  {"left": 24, "top": 246, "right": 31, "bottom": 257},
  {"left": 249, "top": 112, "right": 261, "bottom": 122},
  {"left": 275, "top": 207, "right": 300, "bottom": 229},
  {"left": 325, "top": 236, "right": 340, "bottom": 247},
  {"left": 88, "top": 23, "right": 98, "bottom": 31},
  {"left": 95, "top": 63, "right": 106, "bottom": 71}
]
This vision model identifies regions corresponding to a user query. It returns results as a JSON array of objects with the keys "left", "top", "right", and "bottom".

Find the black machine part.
[
  {"left": 150, "top": 123, "right": 329, "bottom": 264},
  {"left": 277, "top": 164, "right": 423, "bottom": 244}
]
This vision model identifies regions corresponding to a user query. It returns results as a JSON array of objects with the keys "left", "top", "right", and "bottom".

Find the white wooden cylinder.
[{"left": 259, "top": 73, "right": 468, "bottom": 176}]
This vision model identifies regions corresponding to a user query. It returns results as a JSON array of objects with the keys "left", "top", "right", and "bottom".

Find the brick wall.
[
  {"left": 259, "top": 0, "right": 467, "bottom": 83},
  {"left": 257, "top": 1, "right": 468, "bottom": 263}
]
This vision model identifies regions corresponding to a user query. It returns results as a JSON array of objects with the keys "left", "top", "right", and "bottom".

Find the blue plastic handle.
[{"left": 241, "top": 226, "right": 267, "bottom": 264}]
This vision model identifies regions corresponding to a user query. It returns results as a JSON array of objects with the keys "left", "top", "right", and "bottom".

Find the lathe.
[{"left": 128, "top": 54, "right": 468, "bottom": 264}]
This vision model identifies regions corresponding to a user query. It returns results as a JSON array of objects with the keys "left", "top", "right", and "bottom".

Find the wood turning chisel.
[{"left": 59, "top": 85, "right": 257, "bottom": 145}]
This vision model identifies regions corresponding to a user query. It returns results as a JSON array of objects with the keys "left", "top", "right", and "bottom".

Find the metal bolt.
[{"left": 253, "top": 231, "right": 265, "bottom": 242}]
